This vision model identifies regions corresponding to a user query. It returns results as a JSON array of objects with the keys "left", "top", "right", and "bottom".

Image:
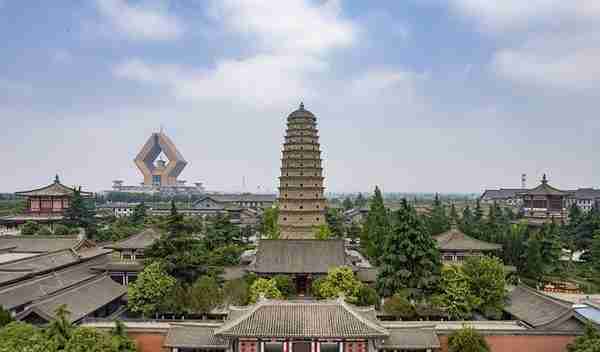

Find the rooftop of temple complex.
[
  {"left": 518, "top": 175, "right": 573, "bottom": 197},
  {"left": 104, "top": 228, "right": 161, "bottom": 250},
  {"left": 15, "top": 175, "right": 93, "bottom": 197},
  {"left": 434, "top": 227, "right": 502, "bottom": 252}
]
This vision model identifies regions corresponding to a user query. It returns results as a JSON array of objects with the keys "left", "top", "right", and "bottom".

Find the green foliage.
[
  {"left": 361, "top": 186, "right": 390, "bottom": 264},
  {"left": 382, "top": 292, "right": 417, "bottom": 320},
  {"left": 355, "top": 285, "right": 378, "bottom": 306},
  {"left": 249, "top": 278, "right": 282, "bottom": 303},
  {"left": 209, "top": 244, "right": 244, "bottom": 266},
  {"left": 47, "top": 304, "right": 74, "bottom": 350},
  {"left": 187, "top": 276, "right": 223, "bottom": 314},
  {"left": 462, "top": 256, "right": 507, "bottom": 318},
  {"left": 53, "top": 224, "right": 75, "bottom": 236},
  {"left": 0, "top": 306, "right": 13, "bottom": 328},
  {"left": 347, "top": 221, "right": 361, "bottom": 241},
  {"left": 590, "top": 231, "right": 600, "bottom": 274},
  {"left": 130, "top": 202, "right": 148, "bottom": 225},
  {"left": 376, "top": 199, "right": 441, "bottom": 297},
  {"left": 426, "top": 193, "right": 450, "bottom": 236},
  {"left": 447, "top": 326, "right": 490, "bottom": 352},
  {"left": 64, "top": 326, "right": 114, "bottom": 352},
  {"left": 342, "top": 197, "right": 354, "bottom": 210},
  {"left": 567, "top": 322, "right": 600, "bottom": 352},
  {"left": 63, "top": 187, "right": 96, "bottom": 236},
  {"left": 110, "top": 320, "right": 137, "bottom": 352},
  {"left": 204, "top": 214, "right": 241, "bottom": 250},
  {"left": 21, "top": 221, "right": 40, "bottom": 235},
  {"left": 272, "top": 275, "right": 296, "bottom": 298},
  {"left": 433, "top": 266, "right": 481, "bottom": 320},
  {"left": 314, "top": 224, "right": 332, "bottom": 240},
  {"left": 0, "top": 322, "right": 52, "bottom": 352},
  {"left": 524, "top": 233, "right": 544, "bottom": 280},
  {"left": 325, "top": 208, "right": 345, "bottom": 238},
  {"left": 314, "top": 266, "right": 362, "bottom": 304},
  {"left": 128, "top": 262, "right": 177, "bottom": 317},
  {"left": 223, "top": 278, "right": 250, "bottom": 306},
  {"left": 96, "top": 218, "right": 144, "bottom": 243},
  {"left": 261, "top": 207, "right": 280, "bottom": 239},
  {"left": 538, "top": 222, "right": 563, "bottom": 275},
  {"left": 36, "top": 226, "right": 53, "bottom": 236}
]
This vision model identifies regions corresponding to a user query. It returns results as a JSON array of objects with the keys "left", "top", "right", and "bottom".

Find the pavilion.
[{"left": 518, "top": 174, "right": 572, "bottom": 224}]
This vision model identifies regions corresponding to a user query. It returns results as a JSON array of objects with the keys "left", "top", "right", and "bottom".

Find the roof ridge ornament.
[
  {"left": 299, "top": 101, "right": 304, "bottom": 110},
  {"left": 542, "top": 174, "right": 548, "bottom": 184},
  {"left": 54, "top": 174, "right": 60, "bottom": 184}
]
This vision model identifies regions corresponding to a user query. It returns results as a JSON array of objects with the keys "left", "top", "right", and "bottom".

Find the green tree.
[
  {"left": 188, "top": 276, "right": 223, "bottom": 314},
  {"left": 128, "top": 262, "right": 177, "bottom": 317},
  {"left": 53, "top": 224, "right": 73, "bottom": 236},
  {"left": 342, "top": 197, "right": 354, "bottom": 210},
  {"left": 500, "top": 223, "right": 528, "bottom": 270},
  {"left": 447, "top": 326, "right": 490, "bottom": 352},
  {"left": 0, "top": 306, "right": 13, "bottom": 328},
  {"left": 110, "top": 320, "right": 137, "bottom": 352},
  {"left": 0, "top": 322, "right": 52, "bottom": 352},
  {"left": 20, "top": 221, "right": 40, "bottom": 235},
  {"left": 449, "top": 203, "right": 459, "bottom": 225},
  {"left": 589, "top": 231, "right": 600, "bottom": 274},
  {"left": 261, "top": 207, "right": 280, "bottom": 239},
  {"left": 567, "top": 322, "right": 600, "bottom": 352},
  {"left": 64, "top": 326, "right": 113, "bottom": 352},
  {"left": 314, "top": 266, "right": 363, "bottom": 304},
  {"left": 361, "top": 186, "right": 390, "bottom": 264},
  {"left": 249, "top": 278, "right": 282, "bottom": 303},
  {"left": 376, "top": 200, "right": 441, "bottom": 297},
  {"left": 524, "top": 234, "right": 544, "bottom": 281},
  {"left": 382, "top": 291, "right": 417, "bottom": 320},
  {"left": 355, "top": 285, "right": 378, "bottom": 307},
  {"left": 326, "top": 208, "right": 345, "bottom": 238},
  {"left": 355, "top": 193, "right": 367, "bottom": 208},
  {"left": 204, "top": 214, "right": 241, "bottom": 251},
  {"left": 538, "top": 222, "right": 563, "bottom": 275},
  {"left": 462, "top": 256, "right": 507, "bottom": 318},
  {"left": 223, "top": 278, "right": 250, "bottom": 306},
  {"left": 130, "top": 202, "right": 148, "bottom": 225},
  {"left": 426, "top": 193, "right": 450, "bottom": 236},
  {"left": 36, "top": 226, "right": 53, "bottom": 236},
  {"left": 273, "top": 275, "right": 296, "bottom": 298},
  {"left": 314, "top": 224, "right": 332, "bottom": 240},
  {"left": 47, "top": 304, "right": 73, "bottom": 350},
  {"left": 433, "top": 266, "right": 481, "bottom": 320},
  {"left": 63, "top": 187, "right": 96, "bottom": 236}
]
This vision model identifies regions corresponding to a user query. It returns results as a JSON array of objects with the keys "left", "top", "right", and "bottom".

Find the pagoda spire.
[
  {"left": 299, "top": 101, "right": 305, "bottom": 110},
  {"left": 542, "top": 174, "right": 548, "bottom": 185},
  {"left": 54, "top": 174, "right": 60, "bottom": 184}
]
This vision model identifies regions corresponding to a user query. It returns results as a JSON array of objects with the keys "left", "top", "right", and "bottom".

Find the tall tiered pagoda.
[{"left": 278, "top": 103, "right": 326, "bottom": 239}]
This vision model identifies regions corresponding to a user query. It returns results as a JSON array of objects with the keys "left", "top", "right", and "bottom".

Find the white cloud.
[{"left": 96, "top": 0, "right": 183, "bottom": 41}]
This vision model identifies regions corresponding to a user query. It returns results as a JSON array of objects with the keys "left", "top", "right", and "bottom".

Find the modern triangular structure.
[{"left": 134, "top": 131, "right": 187, "bottom": 187}]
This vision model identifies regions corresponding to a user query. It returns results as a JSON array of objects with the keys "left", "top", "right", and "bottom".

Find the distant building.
[
  {"left": 278, "top": 103, "right": 327, "bottom": 239},
  {"left": 434, "top": 225, "right": 502, "bottom": 265},
  {"left": 194, "top": 194, "right": 277, "bottom": 210},
  {"left": 480, "top": 188, "right": 525, "bottom": 206},
  {"left": 519, "top": 174, "right": 572, "bottom": 223},
  {"left": 96, "top": 202, "right": 139, "bottom": 217},
  {"left": 566, "top": 188, "right": 600, "bottom": 212}
]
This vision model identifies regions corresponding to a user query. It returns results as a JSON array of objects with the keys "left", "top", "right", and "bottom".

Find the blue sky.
[{"left": 1, "top": 0, "right": 598, "bottom": 193}]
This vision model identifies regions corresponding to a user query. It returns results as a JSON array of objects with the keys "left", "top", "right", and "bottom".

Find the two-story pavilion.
[{"left": 518, "top": 174, "right": 572, "bottom": 224}]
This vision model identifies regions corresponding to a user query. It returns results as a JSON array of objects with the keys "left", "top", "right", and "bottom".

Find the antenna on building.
[
  {"left": 242, "top": 176, "right": 247, "bottom": 193},
  {"left": 521, "top": 174, "right": 527, "bottom": 189}
]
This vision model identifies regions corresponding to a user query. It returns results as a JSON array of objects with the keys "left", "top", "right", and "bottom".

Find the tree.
[
  {"left": 500, "top": 223, "right": 527, "bottom": 270},
  {"left": 53, "top": 224, "right": 73, "bottom": 236},
  {"left": 188, "top": 276, "right": 223, "bottom": 314},
  {"left": 589, "top": 231, "right": 600, "bottom": 274},
  {"left": 128, "top": 262, "right": 176, "bottom": 317},
  {"left": 314, "top": 266, "right": 363, "bottom": 304},
  {"left": 204, "top": 214, "right": 241, "bottom": 251},
  {"left": 462, "top": 256, "right": 507, "bottom": 318},
  {"left": 261, "top": 207, "right": 280, "bottom": 239},
  {"left": 538, "top": 222, "right": 563, "bottom": 274},
  {"left": 447, "top": 326, "right": 490, "bottom": 352},
  {"left": 223, "top": 278, "right": 250, "bottom": 306},
  {"left": 361, "top": 186, "right": 390, "bottom": 264},
  {"left": 433, "top": 266, "right": 481, "bottom": 320},
  {"left": 20, "top": 221, "right": 40, "bottom": 235},
  {"left": 37, "top": 226, "right": 53, "bottom": 236},
  {"left": 449, "top": 203, "right": 459, "bottom": 225},
  {"left": 249, "top": 278, "right": 282, "bottom": 303},
  {"left": 326, "top": 208, "right": 345, "bottom": 238},
  {"left": 64, "top": 326, "right": 113, "bottom": 352},
  {"left": 130, "top": 202, "right": 148, "bottom": 225},
  {"left": 567, "top": 322, "right": 600, "bottom": 352},
  {"left": 63, "top": 187, "right": 96, "bottom": 236},
  {"left": 0, "top": 322, "right": 51, "bottom": 352},
  {"left": 110, "top": 320, "right": 137, "bottom": 352},
  {"left": 342, "top": 197, "right": 354, "bottom": 210},
  {"left": 47, "top": 304, "right": 74, "bottom": 350},
  {"left": 355, "top": 193, "right": 367, "bottom": 208},
  {"left": 426, "top": 193, "right": 450, "bottom": 236},
  {"left": 376, "top": 200, "right": 441, "bottom": 297},
  {"left": 355, "top": 285, "right": 378, "bottom": 306},
  {"left": 382, "top": 292, "right": 417, "bottom": 320},
  {"left": 524, "top": 234, "right": 544, "bottom": 281},
  {"left": 273, "top": 275, "right": 296, "bottom": 298},
  {"left": 0, "top": 306, "right": 13, "bottom": 328},
  {"left": 314, "top": 224, "right": 332, "bottom": 240}
]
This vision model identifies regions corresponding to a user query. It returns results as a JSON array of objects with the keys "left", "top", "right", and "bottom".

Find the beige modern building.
[
  {"left": 134, "top": 131, "right": 187, "bottom": 187},
  {"left": 277, "top": 103, "right": 327, "bottom": 239}
]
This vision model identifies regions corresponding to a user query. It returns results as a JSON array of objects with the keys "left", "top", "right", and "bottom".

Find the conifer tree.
[
  {"left": 449, "top": 203, "right": 459, "bottom": 225},
  {"left": 426, "top": 193, "right": 450, "bottom": 236},
  {"left": 361, "top": 186, "right": 390, "bottom": 264},
  {"left": 376, "top": 199, "right": 441, "bottom": 297}
]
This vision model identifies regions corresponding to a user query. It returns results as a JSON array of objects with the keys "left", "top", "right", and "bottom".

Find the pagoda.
[{"left": 277, "top": 103, "right": 326, "bottom": 239}]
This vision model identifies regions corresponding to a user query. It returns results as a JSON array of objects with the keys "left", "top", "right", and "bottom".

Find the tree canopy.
[
  {"left": 361, "top": 186, "right": 390, "bottom": 265},
  {"left": 128, "top": 262, "right": 177, "bottom": 317},
  {"left": 447, "top": 326, "right": 490, "bottom": 352},
  {"left": 249, "top": 278, "right": 282, "bottom": 303}
]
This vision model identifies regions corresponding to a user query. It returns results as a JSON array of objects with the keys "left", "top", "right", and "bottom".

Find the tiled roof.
[
  {"left": 17, "top": 275, "right": 127, "bottom": 323},
  {"left": 198, "top": 194, "right": 277, "bottom": 204},
  {"left": 481, "top": 189, "right": 525, "bottom": 200},
  {"left": 0, "top": 250, "right": 81, "bottom": 285},
  {"left": 252, "top": 240, "right": 348, "bottom": 274},
  {"left": 0, "top": 236, "right": 81, "bottom": 253},
  {"left": 15, "top": 180, "right": 92, "bottom": 197},
  {"left": 0, "top": 255, "right": 109, "bottom": 310},
  {"left": 215, "top": 299, "right": 389, "bottom": 338},
  {"left": 164, "top": 324, "right": 228, "bottom": 349},
  {"left": 504, "top": 286, "right": 575, "bottom": 328},
  {"left": 356, "top": 268, "right": 378, "bottom": 283},
  {"left": 519, "top": 180, "right": 572, "bottom": 197},
  {"left": 379, "top": 327, "right": 440, "bottom": 350},
  {"left": 105, "top": 228, "right": 161, "bottom": 250},
  {"left": 571, "top": 188, "right": 600, "bottom": 200},
  {"left": 435, "top": 229, "right": 502, "bottom": 251}
]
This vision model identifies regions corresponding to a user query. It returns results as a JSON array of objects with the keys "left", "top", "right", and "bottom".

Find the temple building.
[
  {"left": 518, "top": 174, "right": 572, "bottom": 224},
  {"left": 434, "top": 225, "right": 501, "bottom": 265},
  {"left": 278, "top": 103, "right": 327, "bottom": 239}
]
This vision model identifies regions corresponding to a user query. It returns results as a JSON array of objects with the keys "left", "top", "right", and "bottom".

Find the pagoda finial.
[
  {"left": 542, "top": 174, "right": 548, "bottom": 184},
  {"left": 54, "top": 174, "right": 60, "bottom": 184},
  {"left": 299, "top": 101, "right": 304, "bottom": 110}
]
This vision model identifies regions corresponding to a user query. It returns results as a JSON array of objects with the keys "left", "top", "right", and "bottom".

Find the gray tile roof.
[
  {"left": 0, "top": 250, "right": 81, "bottom": 285},
  {"left": 505, "top": 286, "right": 575, "bottom": 328},
  {"left": 0, "top": 255, "right": 109, "bottom": 310},
  {"left": 519, "top": 182, "right": 572, "bottom": 196},
  {"left": 215, "top": 299, "right": 389, "bottom": 338},
  {"left": 198, "top": 194, "right": 277, "bottom": 204},
  {"left": 15, "top": 180, "right": 93, "bottom": 197},
  {"left": 356, "top": 268, "right": 378, "bottom": 283},
  {"left": 379, "top": 327, "right": 440, "bottom": 350},
  {"left": 105, "top": 228, "right": 161, "bottom": 250},
  {"left": 435, "top": 228, "right": 502, "bottom": 251},
  {"left": 481, "top": 189, "right": 526, "bottom": 200},
  {"left": 252, "top": 240, "right": 348, "bottom": 274},
  {"left": 0, "top": 236, "right": 81, "bottom": 253},
  {"left": 571, "top": 188, "right": 600, "bottom": 200},
  {"left": 17, "top": 275, "right": 127, "bottom": 323},
  {"left": 164, "top": 324, "right": 229, "bottom": 349}
]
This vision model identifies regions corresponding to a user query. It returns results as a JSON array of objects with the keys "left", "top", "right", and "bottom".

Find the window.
[
  {"left": 316, "top": 217, "right": 320, "bottom": 221},
  {"left": 316, "top": 205, "right": 319, "bottom": 208},
  {"left": 299, "top": 205, "right": 304, "bottom": 209},
  {"left": 283, "top": 217, "right": 287, "bottom": 221}
]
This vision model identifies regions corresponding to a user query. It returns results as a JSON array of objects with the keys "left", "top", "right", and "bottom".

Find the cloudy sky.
[{"left": 1, "top": 1, "right": 598, "bottom": 194}]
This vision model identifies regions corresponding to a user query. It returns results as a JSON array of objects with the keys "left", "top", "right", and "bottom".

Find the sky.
[{"left": 0, "top": 0, "right": 598, "bottom": 194}]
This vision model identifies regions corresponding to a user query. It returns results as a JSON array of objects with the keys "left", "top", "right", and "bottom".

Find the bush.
[
  {"left": 382, "top": 292, "right": 417, "bottom": 320},
  {"left": 273, "top": 275, "right": 296, "bottom": 298},
  {"left": 36, "top": 227, "right": 53, "bottom": 236},
  {"left": 356, "top": 285, "right": 378, "bottom": 306},
  {"left": 448, "top": 326, "right": 490, "bottom": 352},
  {"left": 53, "top": 224, "right": 73, "bottom": 236},
  {"left": 224, "top": 278, "right": 250, "bottom": 306},
  {"left": 20, "top": 221, "right": 40, "bottom": 236},
  {"left": 0, "top": 322, "right": 51, "bottom": 352},
  {"left": 249, "top": 278, "right": 282, "bottom": 303}
]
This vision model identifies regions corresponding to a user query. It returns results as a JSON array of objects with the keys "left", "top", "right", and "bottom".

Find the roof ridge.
[
  {"left": 214, "top": 300, "right": 265, "bottom": 336},
  {"left": 28, "top": 274, "right": 110, "bottom": 305},
  {"left": 338, "top": 298, "right": 389, "bottom": 336}
]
